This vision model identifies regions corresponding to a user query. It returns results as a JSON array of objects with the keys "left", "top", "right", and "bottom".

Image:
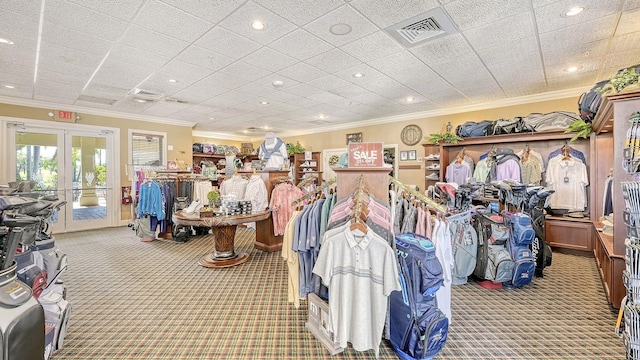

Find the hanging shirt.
[
  {"left": 495, "top": 158, "right": 522, "bottom": 182},
  {"left": 473, "top": 158, "right": 491, "bottom": 183},
  {"left": 138, "top": 181, "right": 165, "bottom": 220},
  {"left": 520, "top": 157, "right": 542, "bottom": 185},
  {"left": 545, "top": 157, "right": 589, "bottom": 210},
  {"left": 446, "top": 162, "right": 471, "bottom": 185},
  {"left": 243, "top": 175, "right": 269, "bottom": 213},
  {"left": 282, "top": 211, "right": 303, "bottom": 308},
  {"left": 220, "top": 175, "right": 248, "bottom": 199}
]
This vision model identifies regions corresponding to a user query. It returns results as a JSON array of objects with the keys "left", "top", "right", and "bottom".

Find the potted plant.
[
  {"left": 565, "top": 119, "right": 592, "bottom": 143},
  {"left": 428, "top": 132, "right": 463, "bottom": 145},
  {"left": 207, "top": 189, "right": 221, "bottom": 208}
]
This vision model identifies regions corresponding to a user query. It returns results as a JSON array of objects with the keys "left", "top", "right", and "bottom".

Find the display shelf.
[
  {"left": 422, "top": 143, "right": 442, "bottom": 188},
  {"left": 293, "top": 152, "right": 322, "bottom": 185}
]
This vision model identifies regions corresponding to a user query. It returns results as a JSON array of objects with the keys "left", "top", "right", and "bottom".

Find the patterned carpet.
[{"left": 49, "top": 226, "right": 626, "bottom": 359}]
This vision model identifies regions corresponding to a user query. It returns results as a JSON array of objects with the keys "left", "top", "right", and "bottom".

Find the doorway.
[{"left": 2, "top": 117, "right": 119, "bottom": 232}]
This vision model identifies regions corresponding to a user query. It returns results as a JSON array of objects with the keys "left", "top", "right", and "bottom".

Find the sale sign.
[{"left": 348, "top": 142, "right": 383, "bottom": 168}]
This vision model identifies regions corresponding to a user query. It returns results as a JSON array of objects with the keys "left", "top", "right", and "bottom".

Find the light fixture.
[
  {"left": 251, "top": 21, "right": 265, "bottom": 30},
  {"left": 47, "top": 111, "right": 54, "bottom": 118},
  {"left": 75, "top": 114, "right": 81, "bottom": 122},
  {"left": 353, "top": 73, "right": 364, "bottom": 78},
  {"left": 272, "top": 80, "right": 284, "bottom": 88},
  {"left": 406, "top": 96, "right": 414, "bottom": 103},
  {"left": 168, "top": 79, "right": 178, "bottom": 83},
  {"left": 209, "top": 117, "right": 214, "bottom": 120},
  {"left": 564, "top": 66, "right": 581, "bottom": 73},
  {"left": 330, "top": 23, "right": 352, "bottom": 35},
  {"left": 260, "top": 101, "right": 269, "bottom": 105},
  {"left": 564, "top": 7, "right": 584, "bottom": 17},
  {"left": 0, "top": 37, "right": 14, "bottom": 45},
  {"left": 4, "top": 84, "right": 15, "bottom": 89},
  {"left": 134, "top": 98, "right": 147, "bottom": 103},
  {"left": 316, "top": 114, "right": 326, "bottom": 119}
]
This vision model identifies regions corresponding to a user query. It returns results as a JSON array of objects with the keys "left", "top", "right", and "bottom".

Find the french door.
[{"left": 3, "top": 118, "right": 118, "bottom": 232}]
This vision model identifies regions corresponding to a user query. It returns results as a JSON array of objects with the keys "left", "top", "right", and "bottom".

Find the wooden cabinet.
[
  {"left": 423, "top": 144, "right": 442, "bottom": 188},
  {"left": 293, "top": 152, "right": 322, "bottom": 185},
  {"left": 193, "top": 153, "right": 258, "bottom": 177},
  {"left": 590, "top": 90, "right": 640, "bottom": 308},
  {"left": 545, "top": 216, "right": 594, "bottom": 252}
]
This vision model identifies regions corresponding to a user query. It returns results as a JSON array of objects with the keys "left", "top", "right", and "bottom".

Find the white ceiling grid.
[{"left": 0, "top": 0, "right": 638, "bottom": 139}]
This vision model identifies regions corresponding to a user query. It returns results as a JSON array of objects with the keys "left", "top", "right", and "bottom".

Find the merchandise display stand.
[{"left": 173, "top": 210, "right": 270, "bottom": 268}]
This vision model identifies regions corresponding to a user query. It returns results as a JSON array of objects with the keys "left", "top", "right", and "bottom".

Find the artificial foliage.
[
  {"left": 565, "top": 119, "right": 592, "bottom": 143},
  {"left": 428, "top": 132, "right": 463, "bottom": 145},
  {"left": 286, "top": 141, "right": 306, "bottom": 156},
  {"left": 598, "top": 67, "right": 640, "bottom": 94}
]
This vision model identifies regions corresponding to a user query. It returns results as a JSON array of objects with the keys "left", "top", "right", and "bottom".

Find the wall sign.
[{"left": 348, "top": 142, "right": 383, "bottom": 168}]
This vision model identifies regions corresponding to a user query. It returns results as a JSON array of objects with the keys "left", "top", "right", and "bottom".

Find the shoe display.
[
  {"left": 183, "top": 199, "right": 201, "bottom": 214},
  {"left": 426, "top": 172, "right": 440, "bottom": 180},
  {"left": 425, "top": 153, "right": 441, "bottom": 160},
  {"left": 425, "top": 163, "right": 441, "bottom": 170}
]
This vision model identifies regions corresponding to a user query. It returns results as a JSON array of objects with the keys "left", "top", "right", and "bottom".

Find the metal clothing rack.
[
  {"left": 291, "top": 178, "right": 337, "bottom": 206},
  {"left": 388, "top": 176, "right": 447, "bottom": 214}
]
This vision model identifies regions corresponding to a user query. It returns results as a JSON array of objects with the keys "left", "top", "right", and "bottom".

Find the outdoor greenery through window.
[{"left": 132, "top": 133, "right": 164, "bottom": 166}]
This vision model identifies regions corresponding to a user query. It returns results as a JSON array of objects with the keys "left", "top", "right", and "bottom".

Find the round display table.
[{"left": 172, "top": 210, "right": 270, "bottom": 268}]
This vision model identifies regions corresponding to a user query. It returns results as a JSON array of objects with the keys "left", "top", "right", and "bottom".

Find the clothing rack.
[
  {"left": 291, "top": 178, "right": 337, "bottom": 205},
  {"left": 297, "top": 176, "right": 316, "bottom": 189},
  {"left": 388, "top": 176, "right": 447, "bottom": 214},
  {"left": 349, "top": 175, "right": 368, "bottom": 234}
]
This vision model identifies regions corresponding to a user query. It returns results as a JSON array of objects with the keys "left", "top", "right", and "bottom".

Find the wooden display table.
[{"left": 173, "top": 210, "right": 270, "bottom": 268}]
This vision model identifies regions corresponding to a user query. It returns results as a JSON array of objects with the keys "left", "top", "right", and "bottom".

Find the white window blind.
[{"left": 131, "top": 133, "right": 163, "bottom": 166}]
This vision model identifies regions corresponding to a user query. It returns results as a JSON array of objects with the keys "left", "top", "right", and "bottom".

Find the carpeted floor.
[{"left": 49, "top": 226, "right": 626, "bottom": 359}]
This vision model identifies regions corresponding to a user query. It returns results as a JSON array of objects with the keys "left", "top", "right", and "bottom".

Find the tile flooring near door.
[{"left": 51, "top": 226, "right": 626, "bottom": 359}]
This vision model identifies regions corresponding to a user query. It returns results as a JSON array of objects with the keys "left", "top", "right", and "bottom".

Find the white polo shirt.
[{"left": 313, "top": 224, "right": 401, "bottom": 357}]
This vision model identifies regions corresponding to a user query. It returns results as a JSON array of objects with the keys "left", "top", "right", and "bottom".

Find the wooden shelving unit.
[{"left": 293, "top": 152, "right": 322, "bottom": 185}]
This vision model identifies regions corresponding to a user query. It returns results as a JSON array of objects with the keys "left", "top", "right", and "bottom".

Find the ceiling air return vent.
[
  {"left": 385, "top": 7, "right": 457, "bottom": 48},
  {"left": 129, "top": 88, "right": 164, "bottom": 101},
  {"left": 76, "top": 95, "right": 116, "bottom": 105}
]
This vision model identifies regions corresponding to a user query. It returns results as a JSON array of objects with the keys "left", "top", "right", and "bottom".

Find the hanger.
[{"left": 456, "top": 148, "right": 466, "bottom": 163}]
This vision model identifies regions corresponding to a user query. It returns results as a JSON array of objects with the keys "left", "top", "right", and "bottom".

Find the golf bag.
[
  {"left": 530, "top": 206, "right": 553, "bottom": 277},
  {"left": 29, "top": 238, "right": 68, "bottom": 286},
  {"left": 390, "top": 233, "right": 448, "bottom": 360},
  {"left": 473, "top": 212, "right": 514, "bottom": 283},
  {"left": 39, "top": 283, "right": 72, "bottom": 351},
  {"left": 447, "top": 211, "right": 477, "bottom": 285},
  {"left": 504, "top": 212, "right": 536, "bottom": 287}
]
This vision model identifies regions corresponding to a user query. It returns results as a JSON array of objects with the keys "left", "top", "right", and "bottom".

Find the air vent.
[
  {"left": 165, "top": 98, "right": 189, "bottom": 104},
  {"left": 385, "top": 7, "right": 457, "bottom": 48},
  {"left": 130, "top": 88, "right": 163, "bottom": 100},
  {"left": 76, "top": 95, "right": 116, "bottom": 105}
]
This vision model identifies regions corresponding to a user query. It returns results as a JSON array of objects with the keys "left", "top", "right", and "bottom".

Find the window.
[{"left": 129, "top": 130, "right": 166, "bottom": 167}]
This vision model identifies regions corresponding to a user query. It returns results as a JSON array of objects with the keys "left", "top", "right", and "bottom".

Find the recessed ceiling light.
[
  {"left": 564, "top": 66, "right": 581, "bottom": 73},
  {"left": 262, "top": 126, "right": 270, "bottom": 130},
  {"left": 564, "top": 7, "right": 584, "bottom": 16},
  {"left": 260, "top": 101, "right": 269, "bottom": 105},
  {"left": 168, "top": 79, "right": 178, "bottom": 83},
  {"left": 353, "top": 73, "right": 364, "bottom": 78},
  {"left": 243, "top": 130, "right": 249, "bottom": 134},
  {"left": 134, "top": 99, "right": 147, "bottom": 103},
  {"left": 272, "top": 80, "right": 284, "bottom": 88},
  {"left": 406, "top": 96, "right": 414, "bottom": 103},
  {"left": 251, "top": 21, "right": 265, "bottom": 30},
  {"left": 0, "top": 38, "right": 14, "bottom": 45},
  {"left": 4, "top": 85, "right": 15, "bottom": 89},
  {"left": 316, "top": 114, "right": 326, "bottom": 119},
  {"left": 209, "top": 117, "right": 214, "bottom": 120},
  {"left": 330, "top": 23, "right": 352, "bottom": 36}
]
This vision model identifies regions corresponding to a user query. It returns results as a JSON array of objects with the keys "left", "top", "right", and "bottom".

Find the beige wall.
[{"left": 281, "top": 96, "right": 579, "bottom": 189}]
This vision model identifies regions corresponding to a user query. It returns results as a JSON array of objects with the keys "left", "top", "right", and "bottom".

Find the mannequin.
[{"left": 259, "top": 132, "right": 288, "bottom": 170}]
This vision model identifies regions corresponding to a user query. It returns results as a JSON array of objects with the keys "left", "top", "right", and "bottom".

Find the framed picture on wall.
[
  {"left": 400, "top": 151, "right": 408, "bottom": 161},
  {"left": 346, "top": 132, "right": 362, "bottom": 144},
  {"left": 408, "top": 150, "right": 417, "bottom": 160}
]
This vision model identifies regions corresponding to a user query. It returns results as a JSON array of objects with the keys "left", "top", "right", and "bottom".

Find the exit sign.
[{"left": 53, "top": 110, "right": 75, "bottom": 123}]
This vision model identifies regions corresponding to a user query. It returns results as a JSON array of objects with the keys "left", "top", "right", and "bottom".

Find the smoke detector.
[{"left": 385, "top": 7, "right": 457, "bottom": 48}]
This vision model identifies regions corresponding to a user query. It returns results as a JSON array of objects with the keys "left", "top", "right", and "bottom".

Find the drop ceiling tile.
[
  {"left": 109, "top": 44, "right": 170, "bottom": 70},
  {"left": 38, "top": 55, "right": 96, "bottom": 78},
  {"left": 40, "top": 41, "right": 104, "bottom": 70},
  {"left": 371, "top": 83, "right": 416, "bottom": 100},
  {"left": 218, "top": 61, "right": 271, "bottom": 82},
  {"left": 218, "top": 1, "right": 297, "bottom": 45},
  {"left": 65, "top": 0, "right": 144, "bottom": 20},
  {"left": 304, "top": 49, "right": 361, "bottom": 75},
  {"left": 603, "top": 49, "right": 640, "bottom": 69},
  {"left": 389, "top": 64, "right": 441, "bottom": 89},
  {"left": 545, "top": 57, "right": 602, "bottom": 78},
  {"left": 254, "top": 74, "right": 300, "bottom": 89},
  {"left": 340, "top": 31, "right": 404, "bottom": 63},
  {"left": 280, "top": 83, "right": 325, "bottom": 97},
  {"left": 349, "top": 0, "right": 440, "bottom": 28},
  {"left": 120, "top": 25, "right": 189, "bottom": 58},
  {"left": 277, "top": 62, "right": 327, "bottom": 82},
  {"left": 546, "top": 70, "right": 599, "bottom": 89},
  {"left": 535, "top": 0, "right": 619, "bottom": 34},
  {"left": 539, "top": 15, "right": 616, "bottom": 52},
  {"left": 90, "top": 59, "right": 155, "bottom": 90},
  {"left": 0, "top": 86, "right": 32, "bottom": 99},
  {"left": 37, "top": 70, "right": 88, "bottom": 88},
  {"left": 476, "top": 36, "right": 539, "bottom": 67},
  {"left": 159, "top": 59, "right": 216, "bottom": 85},
  {"left": 268, "top": 29, "right": 333, "bottom": 61},
  {"left": 0, "top": 0, "right": 42, "bottom": 17},
  {"left": 349, "top": 92, "right": 391, "bottom": 106},
  {"left": 531, "top": 0, "right": 560, "bottom": 8},
  {"left": 444, "top": 0, "right": 530, "bottom": 31},
  {"left": 111, "top": 98, "right": 160, "bottom": 113},
  {"left": 33, "top": 94, "right": 76, "bottom": 104},
  {"left": 173, "top": 82, "right": 231, "bottom": 103},
  {"left": 136, "top": 78, "right": 188, "bottom": 98},
  {"left": 235, "top": 82, "right": 277, "bottom": 97},
  {"left": 625, "top": 0, "right": 640, "bottom": 10},
  {"left": 160, "top": 0, "right": 245, "bottom": 23},
  {"left": 45, "top": 0, "right": 128, "bottom": 41},
  {"left": 242, "top": 47, "right": 299, "bottom": 72},
  {"left": 429, "top": 53, "right": 494, "bottom": 85},
  {"left": 367, "top": 51, "right": 424, "bottom": 76},
  {"left": 303, "top": 5, "right": 378, "bottom": 47},
  {"left": 82, "top": 83, "right": 131, "bottom": 99},
  {"left": 134, "top": 0, "right": 212, "bottom": 42},
  {"left": 332, "top": 64, "right": 385, "bottom": 85},
  {"left": 0, "top": 35, "right": 36, "bottom": 65},
  {"left": 216, "top": 89, "right": 259, "bottom": 103},
  {"left": 254, "top": 0, "right": 344, "bottom": 26},
  {"left": 463, "top": 11, "right": 535, "bottom": 50},
  {"left": 617, "top": 8, "right": 640, "bottom": 35},
  {"left": 0, "top": 9, "right": 39, "bottom": 40},
  {"left": 542, "top": 39, "right": 608, "bottom": 67},
  {"left": 195, "top": 71, "right": 251, "bottom": 90},
  {"left": 265, "top": 89, "right": 305, "bottom": 102},
  {"left": 195, "top": 26, "right": 262, "bottom": 60},
  {"left": 35, "top": 80, "right": 82, "bottom": 99},
  {"left": 307, "top": 75, "right": 353, "bottom": 90},
  {"left": 307, "top": 91, "right": 352, "bottom": 106},
  {"left": 409, "top": 33, "right": 473, "bottom": 66},
  {"left": 0, "top": 68, "right": 32, "bottom": 87},
  {"left": 42, "top": 21, "right": 113, "bottom": 56},
  {"left": 143, "top": 101, "right": 193, "bottom": 116},
  {"left": 346, "top": 72, "right": 401, "bottom": 92},
  {"left": 174, "top": 46, "right": 234, "bottom": 72},
  {"left": 285, "top": 97, "right": 321, "bottom": 108},
  {"left": 73, "top": 100, "right": 114, "bottom": 109},
  {"left": 202, "top": 95, "right": 242, "bottom": 108},
  {"left": 329, "top": 84, "right": 370, "bottom": 98},
  {"left": 610, "top": 32, "right": 640, "bottom": 54}
]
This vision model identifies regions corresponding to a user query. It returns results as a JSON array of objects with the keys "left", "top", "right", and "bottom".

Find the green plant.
[
  {"left": 286, "top": 141, "right": 305, "bottom": 156},
  {"left": 207, "top": 189, "right": 220, "bottom": 204},
  {"left": 564, "top": 119, "right": 592, "bottom": 143},
  {"left": 598, "top": 67, "right": 640, "bottom": 94},
  {"left": 428, "top": 132, "right": 463, "bottom": 145}
]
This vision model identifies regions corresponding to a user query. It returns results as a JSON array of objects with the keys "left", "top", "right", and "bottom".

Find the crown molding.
[
  {"left": 192, "top": 130, "right": 253, "bottom": 142},
  {"left": 0, "top": 95, "right": 198, "bottom": 128},
  {"left": 282, "top": 86, "right": 590, "bottom": 137}
]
